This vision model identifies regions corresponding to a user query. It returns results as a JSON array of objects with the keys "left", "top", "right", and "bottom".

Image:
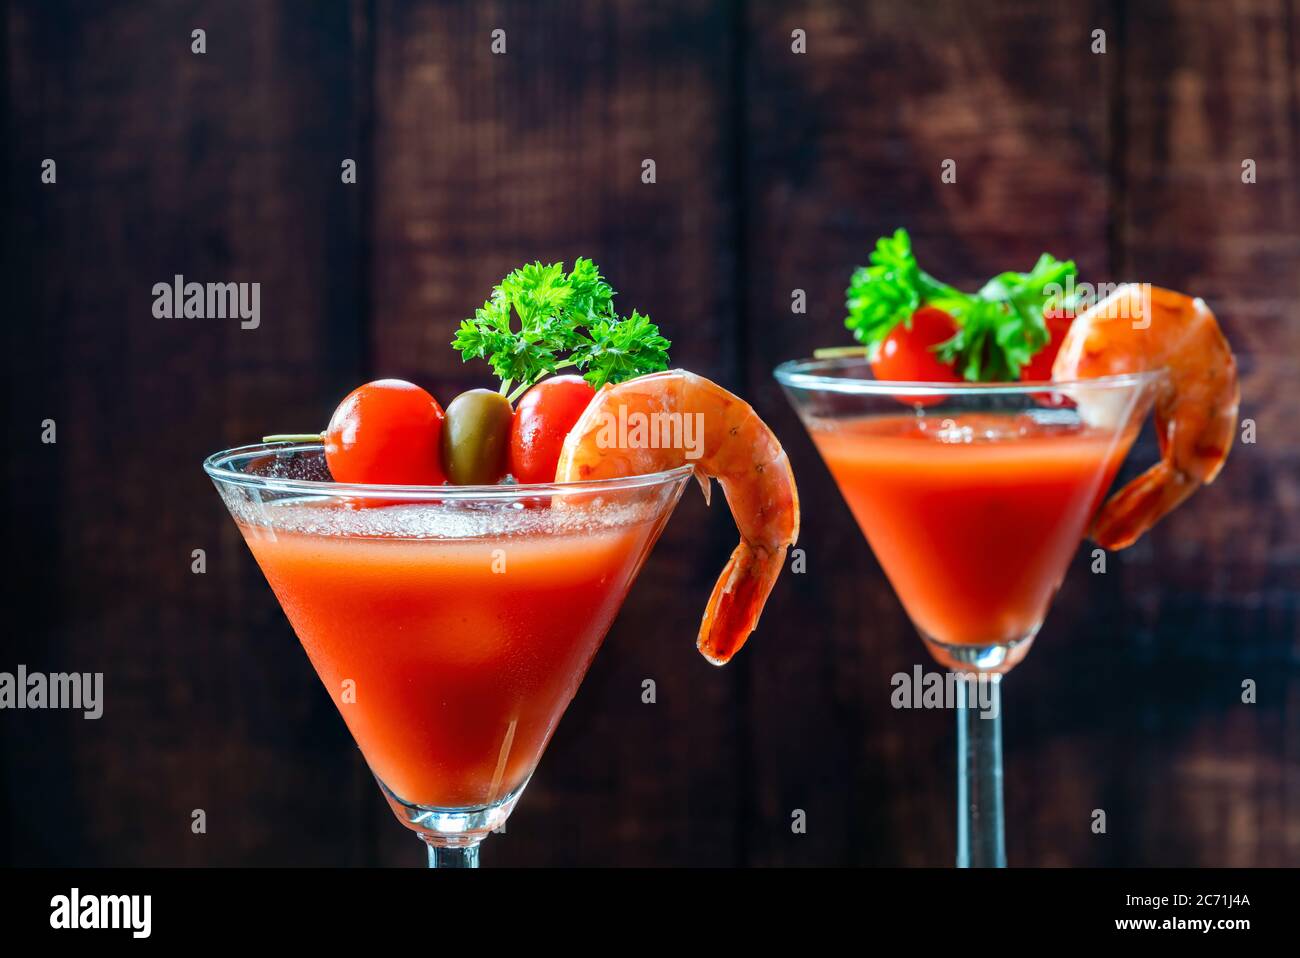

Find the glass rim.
[
  {"left": 203, "top": 441, "right": 695, "bottom": 501},
  {"left": 772, "top": 357, "right": 1167, "bottom": 396}
]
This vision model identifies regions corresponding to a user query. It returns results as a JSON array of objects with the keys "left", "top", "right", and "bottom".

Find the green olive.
[{"left": 441, "top": 388, "right": 514, "bottom": 484}]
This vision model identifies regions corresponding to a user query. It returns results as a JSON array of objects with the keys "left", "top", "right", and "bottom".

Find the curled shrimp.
[
  {"left": 1052, "top": 283, "right": 1239, "bottom": 550},
  {"left": 555, "top": 369, "right": 800, "bottom": 664}
]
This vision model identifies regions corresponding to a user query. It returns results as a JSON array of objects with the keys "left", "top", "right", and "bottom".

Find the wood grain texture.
[
  {"left": 3, "top": 0, "right": 371, "bottom": 865},
  {"left": 2, "top": 0, "right": 1295, "bottom": 867},
  {"left": 1101, "top": 0, "right": 1300, "bottom": 866}
]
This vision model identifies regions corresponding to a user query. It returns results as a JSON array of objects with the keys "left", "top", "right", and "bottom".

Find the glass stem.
[
  {"left": 956, "top": 673, "right": 1006, "bottom": 868},
  {"left": 425, "top": 841, "right": 481, "bottom": 868}
]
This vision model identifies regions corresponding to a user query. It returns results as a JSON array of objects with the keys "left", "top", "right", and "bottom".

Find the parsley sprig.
[
  {"left": 839, "top": 229, "right": 1076, "bottom": 381},
  {"left": 453, "top": 258, "right": 671, "bottom": 402}
]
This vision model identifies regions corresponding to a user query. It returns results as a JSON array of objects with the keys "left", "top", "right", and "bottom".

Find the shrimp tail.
[
  {"left": 1092, "top": 459, "right": 1199, "bottom": 550},
  {"left": 556, "top": 368, "right": 800, "bottom": 665},
  {"left": 692, "top": 467, "right": 712, "bottom": 507},
  {"left": 697, "top": 540, "right": 788, "bottom": 665}
]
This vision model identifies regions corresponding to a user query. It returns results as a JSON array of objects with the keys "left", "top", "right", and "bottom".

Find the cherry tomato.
[
  {"left": 442, "top": 389, "right": 514, "bottom": 485},
  {"left": 324, "top": 379, "right": 447, "bottom": 485},
  {"left": 1020, "top": 309, "right": 1075, "bottom": 382},
  {"left": 509, "top": 375, "right": 597, "bottom": 484},
  {"left": 871, "top": 307, "right": 963, "bottom": 383}
]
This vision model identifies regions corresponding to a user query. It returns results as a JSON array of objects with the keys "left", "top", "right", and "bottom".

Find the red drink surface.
[
  {"left": 237, "top": 501, "right": 663, "bottom": 808},
  {"left": 809, "top": 413, "right": 1134, "bottom": 647}
]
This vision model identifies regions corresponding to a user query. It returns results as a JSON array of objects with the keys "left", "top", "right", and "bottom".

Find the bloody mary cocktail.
[
  {"left": 778, "top": 352, "right": 1164, "bottom": 869},
  {"left": 237, "top": 498, "right": 668, "bottom": 809},
  {"left": 207, "top": 255, "right": 800, "bottom": 867},
  {"left": 808, "top": 412, "right": 1136, "bottom": 647}
]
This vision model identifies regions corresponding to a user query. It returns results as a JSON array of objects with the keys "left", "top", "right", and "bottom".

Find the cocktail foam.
[{"left": 223, "top": 493, "right": 661, "bottom": 541}]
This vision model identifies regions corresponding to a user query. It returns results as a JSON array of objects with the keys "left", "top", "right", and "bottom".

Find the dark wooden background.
[{"left": 3, "top": 0, "right": 1296, "bottom": 867}]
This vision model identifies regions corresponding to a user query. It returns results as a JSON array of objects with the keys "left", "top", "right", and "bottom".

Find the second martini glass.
[
  {"left": 206, "top": 441, "right": 691, "bottom": 867},
  {"left": 776, "top": 358, "right": 1162, "bottom": 867}
]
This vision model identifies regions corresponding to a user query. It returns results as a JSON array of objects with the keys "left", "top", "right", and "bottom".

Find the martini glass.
[
  {"left": 775, "top": 358, "right": 1163, "bottom": 867},
  {"left": 206, "top": 441, "right": 690, "bottom": 867}
]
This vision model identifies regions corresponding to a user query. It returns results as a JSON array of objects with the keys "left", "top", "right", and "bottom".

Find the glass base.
[
  {"left": 921, "top": 628, "right": 1038, "bottom": 674},
  {"left": 378, "top": 777, "right": 527, "bottom": 850}
]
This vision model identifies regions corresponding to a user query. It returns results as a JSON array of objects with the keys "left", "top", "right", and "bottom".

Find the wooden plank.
[
  {"left": 740, "top": 0, "right": 1117, "bottom": 865},
  {"left": 367, "top": 0, "right": 744, "bottom": 866},
  {"left": 2, "top": 0, "right": 368, "bottom": 864},
  {"left": 1108, "top": 0, "right": 1300, "bottom": 866}
]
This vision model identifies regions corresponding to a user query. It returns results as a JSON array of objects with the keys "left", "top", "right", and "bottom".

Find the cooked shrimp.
[
  {"left": 555, "top": 369, "right": 800, "bottom": 664},
  {"left": 1052, "top": 283, "right": 1239, "bottom": 550}
]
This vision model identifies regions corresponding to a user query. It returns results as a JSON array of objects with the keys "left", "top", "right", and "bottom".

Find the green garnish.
[
  {"left": 842, "top": 228, "right": 1076, "bottom": 381},
  {"left": 453, "top": 258, "right": 671, "bottom": 402}
]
